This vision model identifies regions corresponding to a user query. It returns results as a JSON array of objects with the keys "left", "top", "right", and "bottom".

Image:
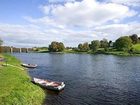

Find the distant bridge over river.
[{"left": 0, "top": 46, "right": 33, "bottom": 53}]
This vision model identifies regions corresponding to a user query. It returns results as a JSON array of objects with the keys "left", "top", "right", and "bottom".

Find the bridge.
[{"left": 0, "top": 46, "right": 33, "bottom": 53}]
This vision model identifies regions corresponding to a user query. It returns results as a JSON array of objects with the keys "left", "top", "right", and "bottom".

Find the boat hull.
[
  {"left": 32, "top": 78, "right": 65, "bottom": 91},
  {"left": 21, "top": 63, "right": 37, "bottom": 68}
]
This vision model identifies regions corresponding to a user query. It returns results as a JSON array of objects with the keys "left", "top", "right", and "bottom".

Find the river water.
[{"left": 13, "top": 53, "right": 140, "bottom": 105}]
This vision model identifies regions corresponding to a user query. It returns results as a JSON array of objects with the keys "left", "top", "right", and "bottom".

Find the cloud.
[
  {"left": 1, "top": 22, "right": 140, "bottom": 47},
  {"left": 0, "top": 23, "right": 97, "bottom": 47},
  {"left": 48, "top": 0, "right": 76, "bottom": 3},
  {"left": 93, "top": 23, "right": 140, "bottom": 40},
  {"left": 108, "top": 0, "right": 140, "bottom": 7},
  {"left": 0, "top": 23, "right": 56, "bottom": 46},
  {"left": 26, "top": 0, "right": 137, "bottom": 28},
  {"left": 0, "top": 0, "right": 140, "bottom": 47}
]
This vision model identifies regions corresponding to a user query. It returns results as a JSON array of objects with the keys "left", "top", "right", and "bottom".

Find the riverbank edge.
[
  {"left": 0, "top": 54, "right": 45, "bottom": 105},
  {"left": 37, "top": 50, "right": 140, "bottom": 56}
]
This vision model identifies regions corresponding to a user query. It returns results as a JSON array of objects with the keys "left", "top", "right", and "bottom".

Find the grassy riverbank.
[
  {"left": 37, "top": 49, "right": 140, "bottom": 56},
  {"left": 63, "top": 49, "right": 140, "bottom": 56},
  {"left": 0, "top": 54, "right": 45, "bottom": 105},
  {"left": 34, "top": 44, "right": 140, "bottom": 56},
  {"left": 65, "top": 44, "right": 140, "bottom": 56}
]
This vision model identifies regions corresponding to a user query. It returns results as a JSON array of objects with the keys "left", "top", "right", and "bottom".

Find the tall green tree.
[
  {"left": 0, "top": 38, "right": 3, "bottom": 53},
  {"left": 58, "top": 42, "right": 65, "bottom": 51},
  {"left": 90, "top": 40, "right": 100, "bottom": 52},
  {"left": 129, "top": 34, "right": 138, "bottom": 44},
  {"left": 115, "top": 36, "right": 132, "bottom": 51},
  {"left": 139, "top": 37, "right": 140, "bottom": 43},
  {"left": 100, "top": 38, "right": 109, "bottom": 51},
  {"left": 78, "top": 42, "right": 89, "bottom": 52},
  {"left": 0, "top": 38, "right": 3, "bottom": 46},
  {"left": 78, "top": 43, "right": 83, "bottom": 51},
  {"left": 48, "top": 41, "right": 65, "bottom": 52},
  {"left": 82, "top": 42, "right": 90, "bottom": 51}
]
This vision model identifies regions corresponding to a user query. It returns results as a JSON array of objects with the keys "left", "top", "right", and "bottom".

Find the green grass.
[
  {"left": 133, "top": 44, "right": 140, "bottom": 51},
  {"left": 64, "top": 49, "right": 83, "bottom": 53},
  {"left": 131, "top": 44, "right": 140, "bottom": 54},
  {"left": 0, "top": 54, "right": 45, "bottom": 105}
]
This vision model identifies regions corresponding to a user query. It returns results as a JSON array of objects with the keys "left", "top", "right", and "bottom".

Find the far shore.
[{"left": 36, "top": 50, "right": 140, "bottom": 56}]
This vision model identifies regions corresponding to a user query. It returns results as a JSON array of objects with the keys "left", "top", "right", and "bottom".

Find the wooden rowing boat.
[
  {"left": 32, "top": 78, "right": 65, "bottom": 91},
  {"left": 21, "top": 63, "right": 37, "bottom": 68}
]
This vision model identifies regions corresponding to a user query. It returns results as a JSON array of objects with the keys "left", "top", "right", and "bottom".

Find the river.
[{"left": 13, "top": 53, "right": 140, "bottom": 105}]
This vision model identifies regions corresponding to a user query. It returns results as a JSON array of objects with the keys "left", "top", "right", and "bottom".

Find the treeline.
[
  {"left": 1, "top": 34, "right": 140, "bottom": 54},
  {"left": 78, "top": 38, "right": 109, "bottom": 52},
  {"left": 77, "top": 34, "right": 140, "bottom": 53},
  {"left": 48, "top": 34, "right": 140, "bottom": 53}
]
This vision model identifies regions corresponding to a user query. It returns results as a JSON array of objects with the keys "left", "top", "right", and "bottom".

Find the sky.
[{"left": 0, "top": 0, "right": 140, "bottom": 47}]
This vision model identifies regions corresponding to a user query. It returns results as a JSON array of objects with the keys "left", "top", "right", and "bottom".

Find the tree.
[
  {"left": 58, "top": 42, "right": 65, "bottom": 51},
  {"left": 100, "top": 38, "right": 109, "bottom": 51},
  {"left": 108, "top": 40, "right": 112, "bottom": 47},
  {"left": 78, "top": 44, "right": 83, "bottom": 51},
  {"left": 138, "top": 37, "right": 140, "bottom": 40},
  {"left": 90, "top": 40, "right": 100, "bottom": 52},
  {"left": 0, "top": 38, "right": 3, "bottom": 53},
  {"left": 0, "top": 38, "right": 3, "bottom": 46},
  {"left": 129, "top": 34, "right": 138, "bottom": 44},
  {"left": 138, "top": 37, "right": 140, "bottom": 43},
  {"left": 48, "top": 41, "right": 65, "bottom": 52},
  {"left": 115, "top": 36, "right": 132, "bottom": 51},
  {"left": 78, "top": 42, "right": 89, "bottom": 52},
  {"left": 82, "top": 42, "right": 90, "bottom": 51}
]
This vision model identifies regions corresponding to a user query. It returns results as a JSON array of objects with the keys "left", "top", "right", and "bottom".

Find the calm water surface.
[{"left": 13, "top": 53, "right": 140, "bottom": 105}]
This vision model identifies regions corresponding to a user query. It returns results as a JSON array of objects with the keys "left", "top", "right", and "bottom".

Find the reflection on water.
[
  {"left": 45, "top": 90, "right": 64, "bottom": 96},
  {"left": 13, "top": 53, "right": 140, "bottom": 105}
]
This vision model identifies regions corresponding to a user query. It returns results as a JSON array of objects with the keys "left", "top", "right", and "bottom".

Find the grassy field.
[
  {"left": 133, "top": 44, "right": 140, "bottom": 51},
  {"left": 0, "top": 54, "right": 45, "bottom": 105}
]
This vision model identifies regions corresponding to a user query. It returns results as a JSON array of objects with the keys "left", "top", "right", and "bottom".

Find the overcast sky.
[{"left": 0, "top": 0, "right": 140, "bottom": 47}]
